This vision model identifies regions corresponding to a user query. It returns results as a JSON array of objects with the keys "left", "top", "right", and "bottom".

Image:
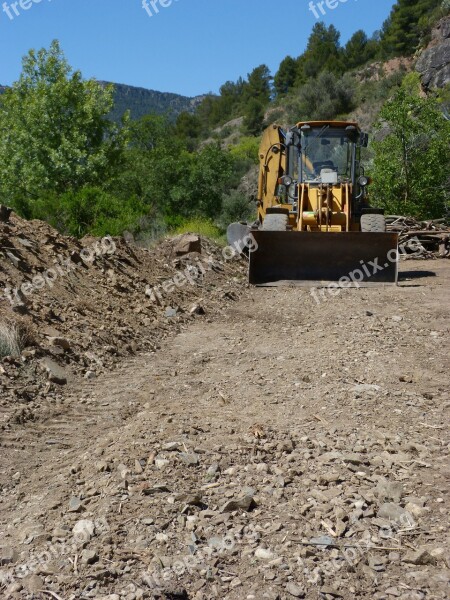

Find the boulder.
[{"left": 173, "top": 234, "right": 201, "bottom": 256}]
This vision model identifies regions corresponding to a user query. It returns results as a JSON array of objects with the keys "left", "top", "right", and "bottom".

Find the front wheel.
[{"left": 361, "top": 214, "right": 386, "bottom": 232}]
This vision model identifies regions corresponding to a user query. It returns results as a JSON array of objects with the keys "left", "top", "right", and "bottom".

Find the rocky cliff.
[{"left": 416, "top": 16, "right": 450, "bottom": 90}]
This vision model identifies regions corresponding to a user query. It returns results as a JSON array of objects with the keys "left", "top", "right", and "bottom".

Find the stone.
[
  {"left": 165, "top": 307, "right": 178, "bottom": 318},
  {"left": 378, "top": 503, "right": 414, "bottom": 526},
  {"left": 0, "top": 546, "right": 17, "bottom": 566},
  {"left": 48, "top": 337, "right": 71, "bottom": 351},
  {"left": 376, "top": 479, "right": 404, "bottom": 503},
  {"left": 6, "top": 582, "right": 23, "bottom": 595},
  {"left": 207, "top": 536, "right": 225, "bottom": 549},
  {"left": 310, "top": 536, "right": 335, "bottom": 547},
  {"left": 342, "top": 453, "right": 365, "bottom": 465},
  {"left": 179, "top": 452, "right": 199, "bottom": 466},
  {"left": 73, "top": 519, "right": 95, "bottom": 542},
  {"left": 255, "top": 547, "right": 275, "bottom": 560},
  {"left": 95, "top": 461, "right": 109, "bottom": 473},
  {"left": 52, "top": 527, "right": 70, "bottom": 538},
  {"left": 117, "top": 463, "right": 130, "bottom": 479},
  {"left": 190, "top": 304, "right": 205, "bottom": 315},
  {"left": 162, "top": 442, "right": 181, "bottom": 451},
  {"left": 206, "top": 463, "right": 220, "bottom": 481},
  {"left": 23, "top": 574, "right": 44, "bottom": 594},
  {"left": 174, "top": 234, "right": 201, "bottom": 256},
  {"left": 286, "top": 581, "right": 305, "bottom": 597},
  {"left": 405, "top": 501, "right": 426, "bottom": 519},
  {"left": 351, "top": 384, "right": 380, "bottom": 393},
  {"left": 81, "top": 549, "right": 99, "bottom": 565},
  {"left": 68, "top": 496, "right": 83, "bottom": 512},
  {"left": 220, "top": 494, "right": 255, "bottom": 513},
  {"left": 41, "top": 357, "right": 68, "bottom": 385},
  {"left": 369, "top": 555, "right": 386, "bottom": 572},
  {"left": 155, "top": 458, "right": 170, "bottom": 470},
  {"left": 319, "top": 587, "right": 343, "bottom": 598},
  {"left": 402, "top": 548, "right": 437, "bottom": 565}
]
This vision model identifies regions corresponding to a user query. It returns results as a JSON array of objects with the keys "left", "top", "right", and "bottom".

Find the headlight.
[
  {"left": 358, "top": 176, "right": 369, "bottom": 187},
  {"left": 282, "top": 175, "right": 293, "bottom": 186}
]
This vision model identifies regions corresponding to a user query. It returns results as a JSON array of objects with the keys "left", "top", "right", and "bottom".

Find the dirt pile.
[{"left": 0, "top": 209, "right": 246, "bottom": 426}]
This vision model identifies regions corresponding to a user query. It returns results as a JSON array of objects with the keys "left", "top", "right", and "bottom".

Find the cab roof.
[{"left": 295, "top": 121, "right": 361, "bottom": 131}]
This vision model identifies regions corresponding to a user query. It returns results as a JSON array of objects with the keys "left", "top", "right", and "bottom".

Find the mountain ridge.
[
  {"left": 100, "top": 81, "right": 207, "bottom": 122},
  {"left": 0, "top": 81, "right": 208, "bottom": 122}
]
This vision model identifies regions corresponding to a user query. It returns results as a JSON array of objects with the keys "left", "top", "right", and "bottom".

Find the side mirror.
[
  {"left": 345, "top": 125, "right": 358, "bottom": 143},
  {"left": 360, "top": 133, "right": 369, "bottom": 148},
  {"left": 285, "top": 129, "right": 301, "bottom": 148}
]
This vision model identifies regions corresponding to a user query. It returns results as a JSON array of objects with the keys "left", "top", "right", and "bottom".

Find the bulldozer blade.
[{"left": 249, "top": 231, "right": 399, "bottom": 285}]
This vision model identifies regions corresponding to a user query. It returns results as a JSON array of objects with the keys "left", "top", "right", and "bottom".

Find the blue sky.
[{"left": 0, "top": 0, "right": 396, "bottom": 97}]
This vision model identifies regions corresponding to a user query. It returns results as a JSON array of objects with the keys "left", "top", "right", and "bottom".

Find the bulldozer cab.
[{"left": 279, "top": 122, "right": 369, "bottom": 220}]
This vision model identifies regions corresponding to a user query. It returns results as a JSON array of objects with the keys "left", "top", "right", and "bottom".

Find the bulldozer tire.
[
  {"left": 361, "top": 213, "right": 386, "bottom": 232},
  {"left": 262, "top": 214, "right": 288, "bottom": 231}
]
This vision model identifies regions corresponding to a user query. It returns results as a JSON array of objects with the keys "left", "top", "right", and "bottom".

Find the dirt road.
[{"left": 1, "top": 260, "right": 449, "bottom": 600}]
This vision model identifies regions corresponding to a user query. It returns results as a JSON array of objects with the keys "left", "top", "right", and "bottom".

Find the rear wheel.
[
  {"left": 361, "top": 214, "right": 386, "bottom": 232},
  {"left": 262, "top": 214, "right": 288, "bottom": 231}
]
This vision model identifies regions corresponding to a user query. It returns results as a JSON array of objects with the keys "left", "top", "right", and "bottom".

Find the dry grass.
[{"left": 0, "top": 320, "right": 27, "bottom": 358}]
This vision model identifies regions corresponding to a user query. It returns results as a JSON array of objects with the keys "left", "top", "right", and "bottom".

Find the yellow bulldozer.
[{"left": 227, "top": 121, "right": 399, "bottom": 285}]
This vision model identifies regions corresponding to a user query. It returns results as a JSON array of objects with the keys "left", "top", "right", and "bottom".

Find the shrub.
[
  {"left": 171, "top": 218, "right": 224, "bottom": 242},
  {"left": 229, "top": 137, "right": 260, "bottom": 165},
  {"left": 0, "top": 321, "right": 27, "bottom": 358},
  {"left": 219, "top": 191, "right": 254, "bottom": 228}
]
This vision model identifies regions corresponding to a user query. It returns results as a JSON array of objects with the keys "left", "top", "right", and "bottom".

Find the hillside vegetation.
[{"left": 0, "top": 0, "right": 449, "bottom": 239}]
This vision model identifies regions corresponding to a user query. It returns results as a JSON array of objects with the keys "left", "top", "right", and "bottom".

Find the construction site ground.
[{"left": 1, "top": 250, "right": 449, "bottom": 600}]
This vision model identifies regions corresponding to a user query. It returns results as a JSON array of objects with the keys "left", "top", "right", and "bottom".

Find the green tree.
[
  {"left": 187, "top": 144, "right": 234, "bottom": 218},
  {"left": 243, "top": 99, "right": 266, "bottom": 135},
  {"left": 128, "top": 114, "right": 171, "bottom": 151},
  {"left": 219, "top": 190, "right": 254, "bottom": 228},
  {"left": 287, "top": 72, "right": 355, "bottom": 122},
  {"left": 371, "top": 87, "right": 450, "bottom": 218},
  {"left": 112, "top": 115, "right": 191, "bottom": 216},
  {"left": 380, "top": 0, "right": 443, "bottom": 57},
  {"left": 274, "top": 56, "right": 298, "bottom": 96},
  {"left": 343, "top": 30, "right": 378, "bottom": 70},
  {"left": 242, "top": 65, "right": 272, "bottom": 107},
  {"left": 0, "top": 40, "right": 128, "bottom": 213},
  {"left": 299, "top": 23, "right": 343, "bottom": 81},
  {"left": 175, "top": 112, "right": 203, "bottom": 150}
]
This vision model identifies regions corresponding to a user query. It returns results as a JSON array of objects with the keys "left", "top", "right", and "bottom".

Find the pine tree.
[
  {"left": 343, "top": 30, "right": 377, "bottom": 70},
  {"left": 274, "top": 56, "right": 298, "bottom": 96},
  {"left": 300, "top": 23, "right": 343, "bottom": 80},
  {"left": 242, "top": 65, "right": 272, "bottom": 106}
]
